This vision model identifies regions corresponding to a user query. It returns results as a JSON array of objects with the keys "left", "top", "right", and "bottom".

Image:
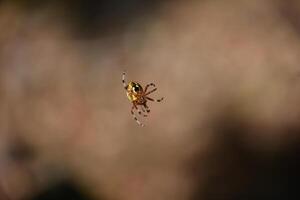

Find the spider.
[{"left": 122, "top": 72, "right": 164, "bottom": 126}]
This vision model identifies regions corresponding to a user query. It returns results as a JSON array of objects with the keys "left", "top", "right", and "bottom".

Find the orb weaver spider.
[{"left": 122, "top": 72, "right": 164, "bottom": 126}]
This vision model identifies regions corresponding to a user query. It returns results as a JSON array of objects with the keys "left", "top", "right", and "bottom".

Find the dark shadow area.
[
  {"left": 278, "top": 0, "right": 300, "bottom": 35},
  {"left": 1, "top": 0, "right": 162, "bottom": 38},
  {"left": 7, "top": 138, "right": 36, "bottom": 163},
  {"left": 28, "top": 179, "right": 95, "bottom": 200},
  {"left": 64, "top": 0, "right": 161, "bottom": 37},
  {"left": 190, "top": 110, "right": 300, "bottom": 200}
]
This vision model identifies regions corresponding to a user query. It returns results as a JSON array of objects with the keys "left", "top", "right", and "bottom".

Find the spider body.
[
  {"left": 126, "top": 82, "right": 145, "bottom": 103},
  {"left": 122, "top": 72, "right": 163, "bottom": 126}
]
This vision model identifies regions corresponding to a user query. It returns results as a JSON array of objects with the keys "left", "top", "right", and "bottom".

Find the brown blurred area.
[{"left": 1, "top": 0, "right": 300, "bottom": 199}]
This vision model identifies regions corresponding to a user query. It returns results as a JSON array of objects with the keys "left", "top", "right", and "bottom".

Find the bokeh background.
[{"left": 0, "top": 0, "right": 300, "bottom": 199}]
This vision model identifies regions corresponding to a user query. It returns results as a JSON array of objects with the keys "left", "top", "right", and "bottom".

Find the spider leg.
[
  {"left": 144, "top": 88, "right": 157, "bottom": 96},
  {"left": 140, "top": 105, "right": 146, "bottom": 113},
  {"left": 138, "top": 105, "right": 148, "bottom": 117},
  {"left": 144, "top": 83, "right": 156, "bottom": 93},
  {"left": 131, "top": 105, "right": 145, "bottom": 127},
  {"left": 146, "top": 96, "right": 164, "bottom": 102},
  {"left": 122, "top": 72, "right": 128, "bottom": 90},
  {"left": 134, "top": 103, "right": 147, "bottom": 117},
  {"left": 143, "top": 103, "right": 151, "bottom": 113}
]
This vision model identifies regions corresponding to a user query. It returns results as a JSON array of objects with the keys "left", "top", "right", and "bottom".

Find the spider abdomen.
[
  {"left": 126, "top": 92, "right": 138, "bottom": 102},
  {"left": 126, "top": 81, "right": 144, "bottom": 102}
]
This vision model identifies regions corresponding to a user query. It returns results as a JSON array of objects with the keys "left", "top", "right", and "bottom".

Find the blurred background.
[{"left": 1, "top": 0, "right": 300, "bottom": 199}]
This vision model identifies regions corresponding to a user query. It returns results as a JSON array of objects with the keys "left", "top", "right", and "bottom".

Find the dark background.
[{"left": 0, "top": 0, "right": 300, "bottom": 199}]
